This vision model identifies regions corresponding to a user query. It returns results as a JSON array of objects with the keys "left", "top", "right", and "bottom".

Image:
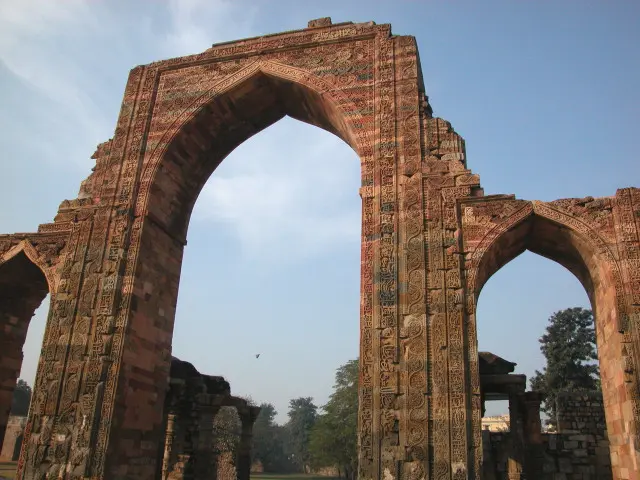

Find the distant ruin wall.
[{"left": 555, "top": 391, "right": 607, "bottom": 435}]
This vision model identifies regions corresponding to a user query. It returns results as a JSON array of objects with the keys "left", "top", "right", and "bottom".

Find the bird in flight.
[{"left": 255, "top": 354, "right": 261, "bottom": 358}]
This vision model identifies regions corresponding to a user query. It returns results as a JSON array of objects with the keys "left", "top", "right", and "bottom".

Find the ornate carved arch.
[
  {"left": 135, "top": 59, "right": 372, "bottom": 218},
  {"left": 0, "top": 240, "right": 57, "bottom": 293},
  {"left": 465, "top": 201, "right": 534, "bottom": 296},
  {"left": 464, "top": 196, "right": 639, "bottom": 479},
  {"left": 531, "top": 200, "right": 629, "bottom": 333},
  {"left": 466, "top": 199, "right": 628, "bottom": 330}
]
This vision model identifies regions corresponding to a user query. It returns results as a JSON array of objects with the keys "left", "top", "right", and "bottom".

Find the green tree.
[
  {"left": 285, "top": 397, "right": 318, "bottom": 472},
  {"left": 309, "top": 359, "right": 358, "bottom": 480},
  {"left": 252, "top": 403, "right": 293, "bottom": 473},
  {"left": 530, "top": 307, "right": 600, "bottom": 426},
  {"left": 212, "top": 406, "right": 241, "bottom": 456},
  {"left": 11, "top": 379, "right": 32, "bottom": 416},
  {"left": 212, "top": 395, "right": 255, "bottom": 457}
]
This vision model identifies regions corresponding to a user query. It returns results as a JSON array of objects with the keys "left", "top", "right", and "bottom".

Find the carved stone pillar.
[
  {"left": 522, "top": 392, "right": 542, "bottom": 444},
  {"left": 178, "top": 408, "right": 200, "bottom": 480},
  {"left": 164, "top": 411, "right": 197, "bottom": 480},
  {"left": 162, "top": 392, "right": 200, "bottom": 480},
  {"left": 236, "top": 406, "right": 260, "bottom": 480},
  {"left": 507, "top": 387, "right": 526, "bottom": 480},
  {"left": 162, "top": 412, "right": 178, "bottom": 480},
  {"left": 522, "top": 392, "right": 543, "bottom": 479},
  {"left": 194, "top": 404, "right": 220, "bottom": 480}
]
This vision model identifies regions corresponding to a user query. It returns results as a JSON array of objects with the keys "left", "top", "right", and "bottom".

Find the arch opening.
[
  {"left": 0, "top": 251, "right": 49, "bottom": 455},
  {"left": 120, "top": 66, "right": 364, "bottom": 478},
  {"left": 476, "top": 253, "right": 592, "bottom": 421},
  {"left": 166, "top": 117, "right": 361, "bottom": 475},
  {"left": 475, "top": 214, "right": 599, "bottom": 305},
  {"left": 173, "top": 115, "right": 361, "bottom": 410},
  {"left": 471, "top": 210, "right": 625, "bottom": 477}
]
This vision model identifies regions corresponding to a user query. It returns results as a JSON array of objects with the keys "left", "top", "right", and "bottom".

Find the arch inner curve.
[{"left": 144, "top": 62, "right": 364, "bottom": 241}]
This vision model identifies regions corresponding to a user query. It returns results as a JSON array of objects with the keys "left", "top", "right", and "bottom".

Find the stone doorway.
[{"left": 0, "top": 18, "right": 638, "bottom": 480}]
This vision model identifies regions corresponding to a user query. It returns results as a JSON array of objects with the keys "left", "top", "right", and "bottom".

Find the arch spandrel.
[
  {"left": 140, "top": 41, "right": 377, "bottom": 163},
  {"left": 138, "top": 57, "right": 373, "bottom": 202},
  {"left": 460, "top": 197, "right": 534, "bottom": 296}
]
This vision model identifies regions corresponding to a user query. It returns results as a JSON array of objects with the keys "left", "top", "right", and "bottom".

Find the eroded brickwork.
[{"left": 0, "top": 18, "right": 637, "bottom": 480}]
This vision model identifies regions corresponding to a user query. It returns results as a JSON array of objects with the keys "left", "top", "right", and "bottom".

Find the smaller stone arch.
[
  {"left": 463, "top": 197, "right": 637, "bottom": 478},
  {"left": 0, "top": 241, "right": 52, "bottom": 458},
  {"left": 0, "top": 240, "right": 57, "bottom": 293}
]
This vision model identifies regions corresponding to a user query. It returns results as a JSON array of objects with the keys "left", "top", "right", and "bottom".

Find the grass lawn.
[
  {"left": 252, "top": 476, "right": 340, "bottom": 480},
  {"left": 0, "top": 462, "right": 16, "bottom": 479},
  {"left": 0, "top": 463, "right": 341, "bottom": 480}
]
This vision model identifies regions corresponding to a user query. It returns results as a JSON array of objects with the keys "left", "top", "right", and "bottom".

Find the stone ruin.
[
  {"left": 1, "top": 351, "right": 613, "bottom": 479},
  {"left": 1, "top": 358, "right": 258, "bottom": 480},
  {"left": 479, "top": 352, "right": 612, "bottom": 479},
  {"left": 161, "top": 357, "right": 260, "bottom": 480},
  {"left": 0, "top": 17, "right": 638, "bottom": 480},
  {"left": 0, "top": 415, "right": 26, "bottom": 462}
]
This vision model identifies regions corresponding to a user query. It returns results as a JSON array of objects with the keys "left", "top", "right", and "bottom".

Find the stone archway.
[
  {"left": 0, "top": 18, "right": 638, "bottom": 480},
  {"left": 460, "top": 195, "right": 640, "bottom": 479}
]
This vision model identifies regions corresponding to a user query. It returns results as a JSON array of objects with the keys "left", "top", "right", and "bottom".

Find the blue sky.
[{"left": 1, "top": 0, "right": 638, "bottom": 422}]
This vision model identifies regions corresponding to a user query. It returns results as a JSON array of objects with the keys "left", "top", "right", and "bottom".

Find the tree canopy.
[
  {"left": 530, "top": 307, "right": 600, "bottom": 425},
  {"left": 308, "top": 358, "right": 359, "bottom": 480},
  {"left": 11, "top": 379, "right": 32, "bottom": 416},
  {"left": 285, "top": 397, "right": 318, "bottom": 473},
  {"left": 252, "top": 402, "right": 294, "bottom": 473},
  {"left": 245, "top": 361, "right": 359, "bottom": 478}
]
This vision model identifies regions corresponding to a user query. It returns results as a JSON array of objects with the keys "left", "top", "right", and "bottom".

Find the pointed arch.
[
  {"left": 466, "top": 200, "right": 626, "bottom": 321},
  {"left": 464, "top": 197, "right": 637, "bottom": 477},
  {"left": 132, "top": 59, "right": 370, "bottom": 244},
  {"left": 0, "top": 241, "right": 51, "bottom": 456},
  {"left": 134, "top": 59, "right": 372, "bottom": 221},
  {"left": 0, "top": 240, "right": 56, "bottom": 293}
]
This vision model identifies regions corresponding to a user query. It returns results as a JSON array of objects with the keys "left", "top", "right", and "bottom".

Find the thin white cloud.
[
  {"left": 193, "top": 118, "right": 361, "bottom": 262},
  {"left": 0, "top": 0, "right": 92, "bottom": 40},
  {"left": 0, "top": 0, "right": 101, "bottom": 105},
  {"left": 164, "top": 0, "right": 258, "bottom": 57},
  {"left": 0, "top": 0, "right": 359, "bottom": 261}
]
